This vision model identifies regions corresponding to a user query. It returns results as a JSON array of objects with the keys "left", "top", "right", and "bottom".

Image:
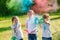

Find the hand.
[
  {"left": 24, "top": 29, "right": 29, "bottom": 33},
  {"left": 31, "top": 30, "right": 36, "bottom": 33}
]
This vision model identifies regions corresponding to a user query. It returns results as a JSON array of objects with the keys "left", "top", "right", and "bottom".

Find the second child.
[
  {"left": 26, "top": 10, "right": 39, "bottom": 40},
  {"left": 42, "top": 13, "right": 52, "bottom": 40}
]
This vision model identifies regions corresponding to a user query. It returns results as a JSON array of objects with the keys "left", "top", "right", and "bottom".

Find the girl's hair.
[
  {"left": 12, "top": 16, "right": 19, "bottom": 23},
  {"left": 43, "top": 13, "right": 49, "bottom": 19},
  {"left": 27, "top": 10, "right": 35, "bottom": 14}
]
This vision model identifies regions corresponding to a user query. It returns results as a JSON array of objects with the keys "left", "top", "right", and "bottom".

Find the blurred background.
[{"left": 0, "top": 0, "right": 60, "bottom": 40}]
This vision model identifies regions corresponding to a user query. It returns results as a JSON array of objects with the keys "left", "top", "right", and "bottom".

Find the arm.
[
  {"left": 25, "top": 21, "right": 29, "bottom": 33},
  {"left": 26, "top": 22, "right": 28, "bottom": 30},
  {"left": 12, "top": 27, "right": 17, "bottom": 36},
  {"left": 14, "top": 28, "right": 17, "bottom": 34},
  {"left": 11, "top": 25, "right": 16, "bottom": 34},
  {"left": 16, "top": 24, "right": 21, "bottom": 36}
]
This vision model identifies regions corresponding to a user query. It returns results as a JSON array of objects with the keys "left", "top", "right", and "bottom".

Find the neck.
[{"left": 13, "top": 22, "right": 18, "bottom": 25}]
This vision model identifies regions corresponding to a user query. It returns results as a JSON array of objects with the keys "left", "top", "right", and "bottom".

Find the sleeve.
[
  {"left": 11, "top": 25, "right": 15, "bottom": 29},
  {"left": 34, "top": 16, "right": 39, "bottom": 25}
]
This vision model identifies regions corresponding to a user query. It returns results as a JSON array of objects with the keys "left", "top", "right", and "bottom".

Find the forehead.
[
  {"left": 46, "top": 14, "right": 49, "bottom": 16},
  {"left": 28, "top": 10, "right": 34, "bottom": 13},
  {"left": 43, "top": 13, "right": 49, "bottom": 16}
]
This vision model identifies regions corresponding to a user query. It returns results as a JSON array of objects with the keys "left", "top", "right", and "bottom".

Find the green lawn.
[{"left": 0, "top": 13, "right": 60, "bottom": 40}]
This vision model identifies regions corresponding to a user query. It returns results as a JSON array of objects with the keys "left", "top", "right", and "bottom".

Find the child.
[
  {"left": 25, "top": 10, "right": 39, "bottom": 40},
  {"left": 42, "top": 13, "right": 52, "bottom": 40},
  {"left": 11, "top": 16, "right": 23, "bottom": 40}
]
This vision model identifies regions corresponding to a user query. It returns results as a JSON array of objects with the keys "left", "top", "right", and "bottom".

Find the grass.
[{"left": 0, "top": 12, "right": 60, "bottom": 40}]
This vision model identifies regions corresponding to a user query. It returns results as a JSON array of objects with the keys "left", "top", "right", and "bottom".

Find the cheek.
[
  {"left": 13, "top": 21, "right": 15, "bottom": 23},
  {"left": 15, "top": 20, "right": 18, "bottom": 23},
  {"left": 16, "top": 19, "right": 18, "bottom": 22}
]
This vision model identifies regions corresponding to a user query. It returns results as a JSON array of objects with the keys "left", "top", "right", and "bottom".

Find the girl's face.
[
  {"left": 13, "top": 18, "right": 18, "bottom": 24},
  {"left": 27, "top": 12, "right": 32, "bottom": 17},
  {"left": 43, "top": 13, "right": 49, "bottom": 19},
  {"left": 27, "top": 10, "right": 35, "bottom": 17}
]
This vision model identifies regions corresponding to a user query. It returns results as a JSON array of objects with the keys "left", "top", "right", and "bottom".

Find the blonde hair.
[
  {"left": 28, "top": 10, "right": 35, "bottom": 15},
  {"left": 43, "top": 13, "right": 49, "bottom": 19}
]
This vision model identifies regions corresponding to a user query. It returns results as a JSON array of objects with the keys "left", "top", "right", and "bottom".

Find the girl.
[
  {"left": 11, "top": 16, "right": 23, "bottom": 40},
  {"left": 25, "top": 10, "right": 39, "bottom": 40},
  {"left": 42, "top": 13, "right": 52, "bottom": 40}
]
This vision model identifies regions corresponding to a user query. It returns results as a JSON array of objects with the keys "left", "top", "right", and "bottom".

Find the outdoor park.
[{"left": 0, "top": 0, "right": 60, "bottom": 40}]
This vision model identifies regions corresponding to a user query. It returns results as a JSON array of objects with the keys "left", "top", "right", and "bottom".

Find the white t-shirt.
[
  {"left": 42, "top": 20, "right": 52, "bottom": 38},
  {"left": 11, "top": 23, "right": 23, "bottom": 39},
  {"left": 26, "top": 15, "right": 39, "bottom": 34}
]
